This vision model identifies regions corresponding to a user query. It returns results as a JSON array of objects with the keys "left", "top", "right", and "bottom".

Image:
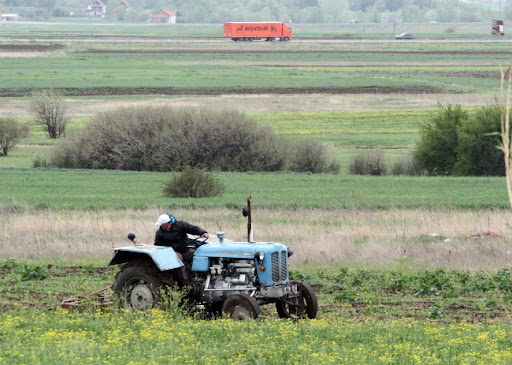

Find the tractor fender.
[{"left": 108, "top": 244, "right": 184, "bottom": 271}]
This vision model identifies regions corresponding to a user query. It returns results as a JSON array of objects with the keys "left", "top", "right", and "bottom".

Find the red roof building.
[
  {"left": 151, "top": 9, "right": 176, "bottom": 24},
  {"left": 87, "top": 0, "right": 106, "bottom": 17}
]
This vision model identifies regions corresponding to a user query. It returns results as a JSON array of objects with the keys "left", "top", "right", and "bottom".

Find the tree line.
[{"left": 0, "top": 0, "right": 509, "bottom": 23}]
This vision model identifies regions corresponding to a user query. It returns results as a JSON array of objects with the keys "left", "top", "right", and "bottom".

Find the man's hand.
[{"left": 202, "top": 232, "right": 209, "bottom": 239}]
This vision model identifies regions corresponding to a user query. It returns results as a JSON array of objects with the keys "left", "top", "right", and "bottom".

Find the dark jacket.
[{"left": 154, "top": 220, "right": 207, "bottom": 254}]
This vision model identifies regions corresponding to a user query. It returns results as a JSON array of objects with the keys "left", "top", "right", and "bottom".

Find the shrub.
[
  {"left": 163, "top": 167, "right": 225, "bottom": 198},
  {"left": 413, "top": 269, "right": 454, "bottom": 296},
  {"left": 453, "top": 105, "right": 504, "bottom": 176},
  {"left": 47, "top": 106, "right": 287, "bottom": 172},
  {"left": 28, "top": 89, "right": 69, "bottom": 139},
  {"left": 0, "top": 117, "right": 29, "bottom": 156},
  {"left": 414, "top": 104, "right": 468, "bottom": 176},
  {"left": 19, "top": 263, "right": 49, "bottom": 281},
  {"left": 391, "top": 152, "right": 422, "bottom": 176},
  {"left": 494, "top": 268, "right": 512, "bottom": 293},
  {"left": 414, "top": 104, "right": 506, "bottom": 176},
  {"left": 348, "top": 149, "right": 388, "bottom": 176},
  {"left": 288, "top": 140, "right": 340, "bottom": 174}
]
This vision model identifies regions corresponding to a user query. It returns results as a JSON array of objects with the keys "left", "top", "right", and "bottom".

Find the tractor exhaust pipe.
[{"left": 242, "top": 196, "right": 254, "bottom": 242}]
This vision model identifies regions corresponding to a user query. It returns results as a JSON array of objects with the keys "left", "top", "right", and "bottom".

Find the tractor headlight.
[
  {"left": 287, "top": 247, "right": 294, "bottom": 257},
  {"left": 255, "top": 251, "right": 265, "bottom": 261}
]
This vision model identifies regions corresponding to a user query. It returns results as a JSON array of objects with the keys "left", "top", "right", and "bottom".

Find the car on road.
[{"left": 395, "top": 32, "right": 415, "bottom": 39}]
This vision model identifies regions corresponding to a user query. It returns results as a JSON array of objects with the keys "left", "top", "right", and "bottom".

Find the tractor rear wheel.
[
  {"left": 276, "top": 280, "right": 318, "bottom": 319},
  {"left": 113, "top": 261, "right": 165, "bottom": 311},
  {"left": 222, "top": 293, "right": 261, "bottom": 320}
]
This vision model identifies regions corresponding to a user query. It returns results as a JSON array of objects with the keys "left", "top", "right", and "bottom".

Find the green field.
[
  {"left": 0, "top": 168, "right": 507, "bottom": 210},
  {"left": 3, "top": 263, "right": 512, "bottom": 364},
  {"left": 2, "top": 311, "right": 511, "bottom": 364},
  {"left": 0, "top": 47, "right": 507, "bottom": 93},
  {"left": 252, "top": 110, "right": 426, "bottom": 146},
  {"left": 0, "top": 55, "right": 502, "bottom": 93}
]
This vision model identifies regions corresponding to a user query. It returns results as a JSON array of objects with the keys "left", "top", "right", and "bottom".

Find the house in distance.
[
  {"left": 87, "top": 0, "right": 106, "bottom": 17},
  {"left": 151, "top": 9, "right": 176, "bottom": 23}
]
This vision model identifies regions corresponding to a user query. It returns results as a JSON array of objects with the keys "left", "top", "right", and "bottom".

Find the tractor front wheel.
[
  {"left": 276, "top": 280, "right": 318, "bottom": 320},
  {"left": 113, "top": 263, "right": 165, "bottom": 311},
  {"left": 222, "top": 293, "right": 261, "bottom": 320}
]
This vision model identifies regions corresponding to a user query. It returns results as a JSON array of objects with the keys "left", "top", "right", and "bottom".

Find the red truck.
[{"left": 224, "top": 22, "right": 292, "bottom": 41}]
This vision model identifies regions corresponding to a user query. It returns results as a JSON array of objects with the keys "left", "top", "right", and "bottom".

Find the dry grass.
[
  {"left": 163, "top": 60, "right": 501, "bottom": 67},
  {"left": 1, "top": 207, "right": 511, "bottom": 270},
  {"left": 0, "top": 52, "right": 51, "bottom": 58},
  {"left": 0, "top": 93, "right": 498, "bottom": 118}
]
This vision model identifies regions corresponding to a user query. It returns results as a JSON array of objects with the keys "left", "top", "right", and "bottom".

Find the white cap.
[{"left": 155, "top": 214, "right": 171, "bottom": 227}]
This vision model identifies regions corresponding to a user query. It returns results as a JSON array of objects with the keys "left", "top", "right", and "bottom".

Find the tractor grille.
[
  {"left": 280, "top": 254, "right": 287, "bottom": 280},
  {"left": 271, "top": 252, "right": 279, "bottom": 281},
  {"left": 271, "top": 251, "right": 287, "bottom": 282}
]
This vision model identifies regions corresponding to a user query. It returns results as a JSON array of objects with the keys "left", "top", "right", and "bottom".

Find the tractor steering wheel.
[{"left": 190, "top": 236, "right": 208, "bottom": 248}]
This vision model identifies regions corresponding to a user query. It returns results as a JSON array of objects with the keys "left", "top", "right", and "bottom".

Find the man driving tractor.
[{"left": 154, "top": 213, "right": 209, "bottom": 286}]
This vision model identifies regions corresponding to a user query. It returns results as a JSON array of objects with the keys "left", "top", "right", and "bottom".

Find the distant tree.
[
  {"left": 414, "top": 104, "right": 468, "bottom": 176},
  {"left": 349, "top": 0, "right": 375, "bottom": 11},
  {"left": 505, "top": 4, "right": 512, "bottom": 19},
  {"left": 415, "top": 104, "right": 506, "bottom": 176},
  {"left": 38, "top": 0, "right": 56, "bottom": 10},
  {"left": 28, "top": 89, "right": 69, "bottom": 139},
  {"left": 0, "top": 117, "right": 29, "bottom": 156},
  {"left": 384, "top": 0, "right": 403, "bottom": 11},
  {"left": 453, "top": 105, "right": 504, "bottom": 176}
]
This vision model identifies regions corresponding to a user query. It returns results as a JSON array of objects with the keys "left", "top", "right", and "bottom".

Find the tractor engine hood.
[{"left": 194, "top": 241, "right": 288, "bottom": 259}]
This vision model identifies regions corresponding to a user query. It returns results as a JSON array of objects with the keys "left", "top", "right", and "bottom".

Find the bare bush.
[
  {"left": 0, "top": 117, "right": 29, "bottom": 156},
  {"left": 28, "top": 89, "right": 69, "bottom": 139},
  {"left": 288, "top": 140, "right": 340, "bottom": 174},
  {"left": 391, "top": 152, "right": 422, "bottom": 176},
  {"left": 163, "top": 167, "right": 225, "bottom": 198},
  {"left": 47, "top": 106, "right": 287, "bottom": 172},
  {"left": 348, "top": 149, "right": 388, "bottom": 176}
]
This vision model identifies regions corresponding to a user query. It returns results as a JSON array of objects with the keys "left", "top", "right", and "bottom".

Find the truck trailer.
[{"left": 224, "top": 22, "right": 292, "bottom": 41}]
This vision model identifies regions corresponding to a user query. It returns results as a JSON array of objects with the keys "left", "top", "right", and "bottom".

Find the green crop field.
[
  {"left": 2, "top": 310, "right": 512, "bottom": 364},
  {"left": 3, "top": 262, "right": 512, "bottom": 364},
  {"left": 0, "top": 55, "right": 502, "bottom": 93},
  {"left": 0, "top": 168, "right": 507, "bottom": 211},
  {"left": 0, "top": 47, "right": 507, "bottom": 93},
  {"left": 252, "top": 110, "right": 426, "bottom": 146}
]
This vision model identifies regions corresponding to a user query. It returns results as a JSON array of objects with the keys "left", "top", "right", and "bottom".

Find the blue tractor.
[{"left": 109, "top": 200, "right": 318, "bottom": 320}]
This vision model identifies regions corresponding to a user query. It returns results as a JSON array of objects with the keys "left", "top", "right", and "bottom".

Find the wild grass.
[{"left": 1, "top": 207, "right": 510, "bottom": 271}]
